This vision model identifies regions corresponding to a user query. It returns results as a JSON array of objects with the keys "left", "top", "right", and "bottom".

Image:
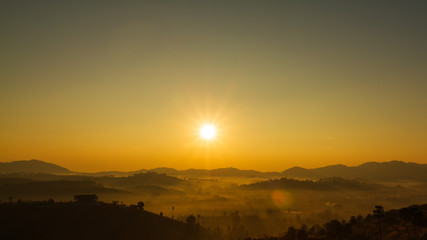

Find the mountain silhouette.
[
  {"left": 2, "top": 160, "right": 427, "bottom": 181},
  {"left": 0, "top": 160, "right": 70, "bottom": 174},
  {"left": 279, "top": 166, "right": 322, "bottom": 178},
  {"left": 282, "top": 160, "right": 427, "bottom": 180},
  {"left": 150, "top": 167, "right": 280, "bottom": 178}
]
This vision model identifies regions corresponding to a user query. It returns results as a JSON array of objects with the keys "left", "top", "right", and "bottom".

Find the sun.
[{"left": 200, "top": 124, "right": 216, "bottom": 140}]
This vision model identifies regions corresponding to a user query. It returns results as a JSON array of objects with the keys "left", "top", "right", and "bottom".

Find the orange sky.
[{"left": 1, "top": 1, "right": 426, "bottom": 172}]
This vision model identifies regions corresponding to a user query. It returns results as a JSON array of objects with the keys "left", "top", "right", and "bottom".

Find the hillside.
[
  {"left": 250, "top": 204, "right": 427, "bottom": 240},
  {"left": 0, "top": 160, "right": 70, "bottom": 174},
  {"left": 0, "top": 179, "right": 129, "bottom": 200},
  {"left": 97, "top": 171, "right": 185, "bottom": 187},
  {"left": 0, "top": 201, "right": 219, "bottom": 240},
  {"left": 0, "top": 171, "right": 186, "bottom": 201},
  {"left": 241, "top": 177, "right": 386, "bottom": 191},
  {"left": 0, "top": 171, "right": 184, "bottom": 187}
]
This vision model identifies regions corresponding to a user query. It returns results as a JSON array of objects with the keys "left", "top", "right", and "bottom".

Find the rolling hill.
[
  {"left": 0, "top": 160, "right": 70, "bottom": 174},
  {"left": 241, "top": 177, "right": 387, "bottom": 191},
  {"left": 0, "top": 201, "right": 219, "bottom": 240}
]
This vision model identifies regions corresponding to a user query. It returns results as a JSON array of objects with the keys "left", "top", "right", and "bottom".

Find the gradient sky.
[{"left": 1, "top": 1, "right": 426, "bottom": 172}]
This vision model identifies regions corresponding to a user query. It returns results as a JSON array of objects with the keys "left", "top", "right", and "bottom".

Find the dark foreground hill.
[
  {"left": 249, "top": 204, "right": 427, "bottom": 240},
  {"left": 0, "top": 201, "right": 219, "bottom": 240}
]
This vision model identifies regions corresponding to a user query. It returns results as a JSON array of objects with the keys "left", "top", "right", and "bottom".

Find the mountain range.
[
  {"left": 281, "top": 161, "right": 427, "bottom": 180},
  {"left": 1, "top": 159, "right": 426, "bottom": 181}
]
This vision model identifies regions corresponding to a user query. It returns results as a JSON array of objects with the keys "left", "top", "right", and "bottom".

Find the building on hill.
[{"left": 74, "top": 194, "right": 98, "bottom": 204}]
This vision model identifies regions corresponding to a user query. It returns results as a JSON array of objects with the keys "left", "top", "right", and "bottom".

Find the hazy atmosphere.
[
  {"left": 2, "top": 2, "right": 427, "bottom": 239},
  {"left": 2, "top": 1, "right": 427, "bottom": 172}
]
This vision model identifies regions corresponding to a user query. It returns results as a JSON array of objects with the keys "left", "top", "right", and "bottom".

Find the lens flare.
[{"left": 271, "top": 190, "right": 292, "bottom": 209}]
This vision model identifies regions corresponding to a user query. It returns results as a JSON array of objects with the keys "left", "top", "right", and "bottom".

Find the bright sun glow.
[{"left": 200, "top": 124, "right": 216, "bottom": 140}]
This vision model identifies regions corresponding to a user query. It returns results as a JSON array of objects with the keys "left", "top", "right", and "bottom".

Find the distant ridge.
[
  {"left": 282, "top": 160, "right": 427, "bottom": 180},
  {"left": 150, "top": 167, "right": 281, "bottom": 178},
  {"left": 0, "top": 160, "right": 70, "bottom": 174},
  {"left": 2, "top": 160, "right": 427, "bottom": 181},
  {"left": 151, "top": 161, "right": 427, "bottom": 181}
]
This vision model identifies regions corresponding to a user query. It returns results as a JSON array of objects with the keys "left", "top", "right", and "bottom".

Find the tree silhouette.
[
  {"left": 137, "top": 201, "right": 144, "bottom": 211},
  {"left": 373, "top": 205, "right": 384, "bottom": 217},
  {"left": 171, "top": 206, "right": 174, "bottom": 219},
  {"left": 296, "top": 225, "right": 308, "bottom": 240},
  {"left": 186, "top": 214, "right": 196, "bottom": 225},
  {"left": 373, "top": 205, "right": 384, "bottom": 240},
  {"left": 282, "top": 226, "right": 296, "bottom": 240},
  {"left": 325, "top": 219, "right": 342, "bottom": 240}
]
